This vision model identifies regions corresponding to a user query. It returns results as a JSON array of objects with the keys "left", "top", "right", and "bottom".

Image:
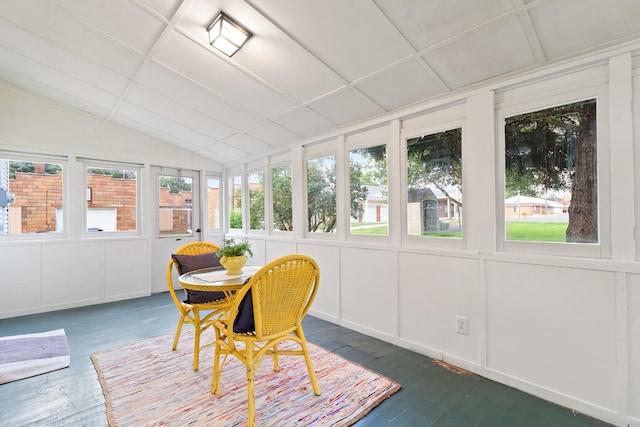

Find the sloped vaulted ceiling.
[{"left": 1, "top": 0, "right": 639, "bottom": 166}]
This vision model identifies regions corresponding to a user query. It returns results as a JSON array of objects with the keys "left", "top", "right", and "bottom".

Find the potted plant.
[{"left": 216, "top": 238, "right": 253, "bottom": 274}]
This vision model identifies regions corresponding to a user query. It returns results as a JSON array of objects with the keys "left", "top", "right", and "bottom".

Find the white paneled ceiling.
[{"left": 1, "top": 0, "right": 639, "bottom": 166}]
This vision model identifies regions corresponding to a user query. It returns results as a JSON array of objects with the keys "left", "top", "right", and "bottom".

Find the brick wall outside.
[
  {"left": 10, "top": 168, "right": 220, "bottom": 233},
  {"left": 88, "top": 174, "right": 137, "bottom": 230},
  {"left": 10, "top": 172, "right": 62, "bottom": 232}
]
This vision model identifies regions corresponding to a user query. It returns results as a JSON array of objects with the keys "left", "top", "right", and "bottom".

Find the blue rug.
[{"left": 0, "top": 329, "right": 70, "bottom": 384}]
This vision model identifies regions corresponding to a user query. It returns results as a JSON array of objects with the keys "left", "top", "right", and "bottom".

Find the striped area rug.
[
  {"left": 0, "top": 329, "right": 70, "bottom": 384},
  {"left": 91, "top": 331, "right": 400, "bottom": 426}
]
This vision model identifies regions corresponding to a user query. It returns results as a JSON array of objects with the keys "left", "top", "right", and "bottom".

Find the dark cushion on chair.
[
  {"left": 172, "top": 252, "right": 225, "bottom": 304},
  {"left": 233, "top": 277, "right": 254, "bottom": 333}
]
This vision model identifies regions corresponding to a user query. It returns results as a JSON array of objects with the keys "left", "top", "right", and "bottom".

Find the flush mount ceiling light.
[{"left": 207, "top": 11, "right": 252, "bottom": 57}]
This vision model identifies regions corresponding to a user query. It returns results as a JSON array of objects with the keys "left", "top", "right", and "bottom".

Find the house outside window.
[{"left": 406, "top": 128, "right": 463, "bottom": 239}]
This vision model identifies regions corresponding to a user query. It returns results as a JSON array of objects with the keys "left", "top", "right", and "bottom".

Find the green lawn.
[
  {"left": 350, "top": 223, "right": 388, "bottom": 235},
  {"left": 350, "top": 221, "right": 568, "bottom": 241},
  {"left": 505, "top": 221, "right": 568, "bottom": 242}
]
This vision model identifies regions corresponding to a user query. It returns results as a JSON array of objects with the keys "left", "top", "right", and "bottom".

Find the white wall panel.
[
  {"left": 398, "top": 252, "right": 480, "bottom": 364},
  {"left": 264, "top": 239, "right": 296, "bottom": 263},
  {"left": 42, "top": 241, "right": 104, "bottom": 308},
  {"left": 485, "top": 261, "right": 617, "bottom": 410},
  {"left": 629, "top": 274, "right": 640, "bottom": 419},
  {"left": 339, "top": 247, "right": 395, "bottom": 337},
  {"left": 104, "top": 239, "right": 148, "bottom": 299},
  {"left": 0, "top": 244, "right": 41, "bottom": 317},
  {"left": 297, "top": 243, "right": 340, "bottom": 320}
]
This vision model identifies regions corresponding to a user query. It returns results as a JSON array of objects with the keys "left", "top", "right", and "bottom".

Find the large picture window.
[
  {"left": 406, "top": 128, "right": 463, "bottom": 239},
  {"left": 307, "top": 155, "right": 336, "bottom": 234},
  {"left": 0, "top": 158, "right": 64, "bottom": 235},
  {"left": 504, "top": 98, "right": 597, "bottom": 244}
]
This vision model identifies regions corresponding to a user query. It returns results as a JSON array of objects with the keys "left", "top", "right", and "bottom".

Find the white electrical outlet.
[{"left": 456, "top": 316, "right": 468, "bottom": 335}]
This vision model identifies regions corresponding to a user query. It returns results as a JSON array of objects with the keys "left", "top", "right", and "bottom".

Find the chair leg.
[
  {"left": 172, "top": 318, "right": 184, "bottom": 351},
  {"left": 192, "top": 328, "right": 201, "bottom": 371},
  {"left": 192, "top": 310, "right": 205, "bottom": 371},
  {"left": 211, "top": 328, "right": 227, "bottom": 394},
  {"left": 246, "top": 344, "right": 256, "bottom": 427},
  {"left": 297, "top": 328, "right": 321, "bottom": 396},
  {"left": 271, "top": 342, "right": 280, "bottom": 372}
]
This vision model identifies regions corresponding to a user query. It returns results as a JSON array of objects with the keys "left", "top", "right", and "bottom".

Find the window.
[
  {"left": 271, "top": 165, "right": 292, "bottom": 232},
  {"left": 158, "top": 173, "right": 193, "bottom": 236},
  {"left": 248, "top": 171, "right": 264, "bottom": 231},
  {"left": 0, "top": 157, "right": 64, "bottom": 236},
  {"left": 85, "top": 165, "right": 138, "bottom": 233},
  {"left": 504, "top": 98, "right": 597, "bottom": 244},
  {"left": 228, "top": 175, "right": 242, "bottom": 230},
  {"left": 307, "top": 155, "right": 336, "bottom": 233},
  {"left": 349, "top": 145, "right": 388, "bottom": 236},
  {"left": 406, "top": 128, "right": 463, "bottom": 239},
  {"left": 206, "top": 176, "right": 221, "bottom": 231}
]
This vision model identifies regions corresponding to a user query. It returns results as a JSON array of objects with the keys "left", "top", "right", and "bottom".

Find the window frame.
[
  {"left": 345, "top": 126, "right": 391, "bottom": 243},
  {"left": 226, "top": 171, "right": 244, "bottom": 233},
  {"left": 82, "top": 159, "right": 142, "bottom": 238},
  {"left": 246, "top": 165, "right": 266, "bottom": 235},
  {"left": 269, "top": 153, "right": 293, "bottom": 236},
  {"left": 204, "top": 173, "right": 222, "bottom": 234},
  {"left": 303, "top": 141, "right": 338, "bottom": 240},
  {"left": 496, "top": 85, "right": 610, "bottom": 258},
  {"left": 0, "top": 151, "right": 68, "bottom": 241},
  {"left": 400, "top": 114, "right": 466, "bottom": 250}
]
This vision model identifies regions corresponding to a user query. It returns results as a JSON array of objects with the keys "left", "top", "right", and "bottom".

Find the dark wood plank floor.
[{"left": 0, "top": 292, "right": 612, "bottom": 426}]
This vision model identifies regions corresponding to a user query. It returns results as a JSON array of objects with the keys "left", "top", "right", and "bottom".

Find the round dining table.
[{"left": 178, "top": 265, "right": 261, "bottom": 301}]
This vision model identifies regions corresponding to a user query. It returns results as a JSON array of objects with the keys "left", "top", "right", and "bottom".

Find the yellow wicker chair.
[
  {"left": 167, "top": 241, "right": 229, "bottom": 371},
  {"left": 210, "top": 254, "right": 321, "bottom": 427}
]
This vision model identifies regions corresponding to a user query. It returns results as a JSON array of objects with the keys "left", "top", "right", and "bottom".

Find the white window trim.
[{"left": 496, "top": 85, "right": 610, "bottom": 258}]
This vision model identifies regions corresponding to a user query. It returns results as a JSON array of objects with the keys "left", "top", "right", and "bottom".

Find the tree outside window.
[
  {"left": 272, "top": 165, "right": 292, "bottom": 231},
  {"left": 307, "top": 156, "right": 336, "bottom": 233},
  {"left": 228, "top": 175, "right": 242, "bottom": 230},
  {"left": 504, "top": 98, "right": 597, "bottom": 243},
  {"left": 406, "top": 128, "right": 463, "bottom": 238},
  {"left": 248, "top": 171, "right": 264, "bottom": 231}
]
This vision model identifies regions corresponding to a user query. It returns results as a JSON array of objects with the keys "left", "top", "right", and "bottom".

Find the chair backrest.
[
  {"left": 232, "top": 254, "right": 320, "bottom": 340},
  {"left": 166, "top": 242, "right": 221, "bottom": 305}
]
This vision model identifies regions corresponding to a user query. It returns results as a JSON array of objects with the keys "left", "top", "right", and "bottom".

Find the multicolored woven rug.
[
  {"left": 0, "top": 329, "right": 70, "bottom": 384},
  {"left": 91, "top": 331, "right": 400, "bottom": 426}
]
